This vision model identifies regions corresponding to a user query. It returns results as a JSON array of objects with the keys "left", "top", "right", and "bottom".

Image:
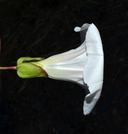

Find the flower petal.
[{"left": 76, "top": 23, "right": 104, "bottom": 115}]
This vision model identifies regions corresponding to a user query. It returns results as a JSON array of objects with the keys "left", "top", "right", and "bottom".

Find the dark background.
[{"left": 0, "top": 0, "right": 128, "bottom": 133}]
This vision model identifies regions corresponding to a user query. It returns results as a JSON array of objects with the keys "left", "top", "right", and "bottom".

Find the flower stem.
[{"left": 0, "top": 66, "right": 17, "bottom": 70}]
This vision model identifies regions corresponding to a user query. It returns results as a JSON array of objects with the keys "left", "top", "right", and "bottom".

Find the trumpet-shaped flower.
[{"left": 0, "top": 23, "right": 104, "bottom": 115}]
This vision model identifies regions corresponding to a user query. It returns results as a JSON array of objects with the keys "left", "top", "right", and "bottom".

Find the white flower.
[
  {"left": 17, "top": 23, "right": 104, "bottom": 115},
  {"left": 37, "top": 23, "right": 104, "bottom": 115}
]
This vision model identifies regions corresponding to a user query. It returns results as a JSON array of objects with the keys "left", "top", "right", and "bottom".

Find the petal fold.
[{"left": 76, "top": 23, "right": 104, "bottom": 115}]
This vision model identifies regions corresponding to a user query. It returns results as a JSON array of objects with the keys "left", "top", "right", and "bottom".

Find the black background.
[{"left": 0, "top": 0, "right": 128, "bottom": 133}]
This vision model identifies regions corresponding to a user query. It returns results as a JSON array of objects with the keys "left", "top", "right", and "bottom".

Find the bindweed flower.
[{"left": 0, "top": 23, "right": 104, "bottom": 115}]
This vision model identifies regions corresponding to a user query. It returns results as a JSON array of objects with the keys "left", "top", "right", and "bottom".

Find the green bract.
[{"left": 17, "top": 57, "right": 47, "bottom": 78}]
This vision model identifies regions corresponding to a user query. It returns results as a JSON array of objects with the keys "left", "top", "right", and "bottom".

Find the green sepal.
[
  {"left": 17, "top": 57, "right": 43, "bottom": 64},
  {"left": 17, "top": 57, "right": 47, "bottom": 78}
]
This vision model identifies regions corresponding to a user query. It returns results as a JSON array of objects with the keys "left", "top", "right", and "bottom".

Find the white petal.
[
  {"left": 40, "top": 23, "right": 104, "bottom": 115},
  {"left": 77, "top": 23, "right": 104, "bottom": 115},
  {"left": 42, "top": 52, "right": 87, "bottom": 85},
  {"left": 40, "top": 29, "right": 88, "bottom": 85},
  {"left": 74, "top": 26, "right": 81, "bottom": 32},
  {"left": 83, "top": 81, "right": 102, "bottom": 115}
]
